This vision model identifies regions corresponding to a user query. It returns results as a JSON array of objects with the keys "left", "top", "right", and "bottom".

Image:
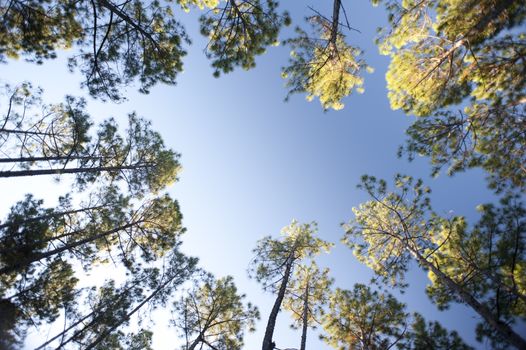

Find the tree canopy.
[
  {"left": 344, "top": 174, "right": 526, "bottom": 348},
  {"left": 249, "top": 220, "right": 332, "bottom": 350},
  {"left": 173, "top": 275, "right": 259, "bottom": 350},
  {"left": 1, "top": 0, "right": 526, "bottom": 348},
  {"left": 373, "top": 0, "right": 526, "bottom": 191},
  {"left": 282, "top": 262, "right": 333, "bottom": 350}
]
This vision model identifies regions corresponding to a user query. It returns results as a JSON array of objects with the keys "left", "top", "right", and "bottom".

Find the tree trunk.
[
  {"left": 0, "top": 128, "right": 64, "bottom": 136},
  {"left": 187, "top": 334, "right": 202, "bottom": 350},
  {"left": 83, "top": 263, "right": 191, "bottom": 350},
  {"left": 300, "top": 280, "right": 309, "bottom": 350},
  {"left": 0, "top": 155, "right": 102, "bottom": 163},
  {"left": 412, "top": 248, "right": 526, "bottom": 350},
  {"left": 37, "top": 275, "right": 151, "bottom": 350},
  {"left": 0, "top": 164, "right": 151, "bottom": 178},
  {"left": 329, "top": 0, "right": 341, "bottom": 45},
  {"left": 262, "top": 257, "right": 294, "bottom": 350},
  {"left": 0, "top": 220, "right": 141, "bottom": 275}
]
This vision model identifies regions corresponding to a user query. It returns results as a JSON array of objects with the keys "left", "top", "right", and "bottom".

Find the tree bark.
[
  {"left": 411, "top": 247, "right": 526, "bottom": 350},
  {"left": 329, "top": 0, "right": 341, "bottom": 45},
  {"left": 0, "top": 155, "right": 102, "bottom": 163},
  {"left": 0, "top": 164, "right": 151, "bottom": 178},
  {"left": 300, "top": 280, "right": 309, "bottom": 350},
  {"left": 262, "top": 257, "right": 294, "bottom": 350},
  {"left": 0, "top": 128, "right": 64, "bottom": 136},
  {"left": 187, "top": 334, "right": 202, "bottom": 350}
]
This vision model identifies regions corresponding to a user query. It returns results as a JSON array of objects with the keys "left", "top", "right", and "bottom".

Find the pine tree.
[
  {"left": 282, "top": 0, "right": 369, "bottom": 110},
  {"left": 249, "top": 220, "right": 332, "bottom": 350},
  {"left": 344, "top": 174, "right": 526, "bottom": 349},
  {"left": 0, "top": 0, "right": 290, "bottom": 100},
  {"left": 321, "top": 284, "right": 473, "bottom": 350},
  {"left": 321, "top": 284, "right": 408, "bottom": 350},
  {"left": 374, "top": 0, "right": 526, "bottom": 191},
  {"left": 282, "top": 262, "right": 333, "bottom": 350},
  {"left": 0, "top": 84, "right": 180, "bottom": 196},
  {"left": 173, "top": 275, "right": 259, "bottom": 350},
  {"left": 34, "top": 249, "right": 198, "bottom": 349}
]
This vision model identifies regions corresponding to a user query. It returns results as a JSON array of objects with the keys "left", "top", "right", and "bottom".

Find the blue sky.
[{"left": 0, "top": 1, "right": 509, "bottom": 349}]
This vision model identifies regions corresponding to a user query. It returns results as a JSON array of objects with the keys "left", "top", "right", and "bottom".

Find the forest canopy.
[{"left": 0, "top": 0, "right": 524, "bottom": 349}]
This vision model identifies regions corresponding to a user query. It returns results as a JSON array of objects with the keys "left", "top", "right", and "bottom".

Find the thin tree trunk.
[
  {"left": 37, "top": 274, "right": 151, "bottom": 350},
  {"left": 37, "top": 308, "right": 101, "bottom": 350},
  {"left": 0, "top": 220, "right": 141, "bottom": 275},
  {"left": 188, "top": 334, "right": 203, "bottom": 350},
  {"left": 83, "top": 266, "right": 189, "bottom": 350},
  {"left": 0, "top": 164, "right": 151, "bottom": 178},
  {"left": 0, "top": 155, "right": 102, "bottom": 163},
  {"left": 387, "top": 196, "right": 526, "bottom": 350},
  {"left": 262, "top": 257, "right": 294, "bottom": 350},
  {"left": 329, "top": 0, "right": 341, "bottom": 45},
  {"left": 0, "top": 128, "right": 64, "bottom": 136},
  {"left": 300, "top": 280, "right": 309, "bottom": 350},
  {"left": 412, "top": 247, "right": 526, "bottom": 350}
]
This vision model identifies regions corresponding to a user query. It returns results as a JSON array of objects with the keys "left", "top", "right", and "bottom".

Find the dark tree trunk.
[
  {"left": 300, "top": 280, "right": 309, "bottom": 350},
  {"left": 187, "top": 334, "right": 202, "bottom": 350},
  {"left": 412, "top": 248, "right": 526, "bottom": 350},
  {"left": 0, "top": 155, "right": 102, "bottom": 163},
  {"left": 0, "top": 164, "right": 151, "bottom": 178},
  {"left": 0, "top": 128, "right": 63, "bottom": 136},
  {"left": 262, "top": 257, "right": 294, "bottom": 350},
  {"left": 329, "top": 0, "right": 341, "bottom": 45}
]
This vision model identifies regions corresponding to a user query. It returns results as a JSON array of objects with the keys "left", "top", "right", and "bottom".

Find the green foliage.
[
  {"left": 0, "top": 82, "right": 91, "bottom": 166},
  {"left": 0, "top": 187, "right": 185, "bottom": 275},
  {"left": 398, "top": 313, "right": 474, "bottom": 350},
  {"left": 0, "top": 0, "right": 83, "bottom": 63},
  {"left": 0, "top": 182, "right": 189, "bottom": 347},
  {"left": 321, "top": 283, "right": 473, "bottom": 350},
  {"left": 425, "top": 195, "right": 526, "bottom": 349},
  {"left": 0, "top": 84, "right": 181, "bottom": 197},
  {"left": 343, "top": 174, "right": 432, "bottom": 289},
  {"left": 0, "top": 0, "right": 189, "bottom": 100},
  {"left": 173, "top": 275, "right": 259, "bottom": 350},
  {"left": 250, "top": 220, "right": 332, "bottom": 350},
  {"left": 35, "top": 249, "right": 198, "bottom": 349},
  {"left": 0, "top": 0, "right": 293, "bottom": 100},
  {"left": 249, "top": 220, "right": 332, "bottom": 292},
  {"left": 345, "top": 174, "right": 526, "bottom": 348},
  {"left": 177, "top": 0, "right": 220, "bottom": 12},
  {"left": 282, "top": 262, "right": 333, "bottom": 331},
  {"left": 0, "top": 194, "right": 81, "bottom": 347},
  {"left": 402, "top": 100, "right": 526, "bottom": 192},
  {"left": 74, "top": 113, "right": 181, "bottom": 196},
  {"left": 375, "top": 0, "right": 526, "bottom": 191},
  {"left": 283, "top": 16, "right": 368, "bottom": 111},
  {"left": 321, "top": 284, "right": 408, "bottom": 350},
  {"left": 200, "top": 0, "right": 289, "bottom": 76},
  {"left": 378, "top": 0, "right": 526, "bottom": 115},
  {"left": 0, "top": 258, "right": 78, "bottom": 348}
]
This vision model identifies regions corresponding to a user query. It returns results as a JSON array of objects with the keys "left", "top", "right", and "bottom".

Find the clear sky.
[{"left": 0, "top": 1, "right": 510, "bottom": 349}]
